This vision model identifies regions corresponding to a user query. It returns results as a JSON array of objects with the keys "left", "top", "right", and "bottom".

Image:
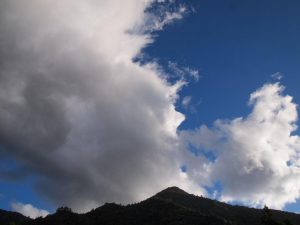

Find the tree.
[
  {"left": 56, "top": 206, "right": 72, "bottom": 213},
  {"left": 261, "top": 206, "right": 293, "bottom": 225},
  {"left": 283, "top": 218, "right": 293, "bottom": 225},
  {"left": 261, "top": 206, "right": 274, "bottom": 225}
]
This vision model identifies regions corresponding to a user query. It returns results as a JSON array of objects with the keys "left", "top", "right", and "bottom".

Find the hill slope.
[
  {"left": 0, "top": 209, "right": 32, "bottom": 225},
  {"left": 1, "top": 187, "right": 300, "bottom": 225}
]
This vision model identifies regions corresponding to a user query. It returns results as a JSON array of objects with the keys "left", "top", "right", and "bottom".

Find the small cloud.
[
  {"left": 185, "top": 67, "right": 200, "bottom": 81},
  {"left": 271, "top": 72, "right": 283, "bottom": 80},
  {"left": 212, "top": 190, "right": 219, "bottom": 200},
  {"left": 182, "top": 96, "right": 192, "bottom": 108},
  {"left": 11, "top": 202, "right": 49, "bottom": 219}
]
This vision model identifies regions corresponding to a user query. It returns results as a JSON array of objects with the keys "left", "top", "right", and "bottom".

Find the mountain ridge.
[{"left": 1, "top": 186, "right": 299, "bottom": 225}]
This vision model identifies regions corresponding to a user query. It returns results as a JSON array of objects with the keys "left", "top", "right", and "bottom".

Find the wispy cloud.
[
  {"left": 144, "top": 1, "right": 187, "bottom": 32},
  {"left": 271, "top": 72, "right": 283, "bottom": 80},
  {"left": 168, "top": 61, "right": 200, "bottom": 81}
]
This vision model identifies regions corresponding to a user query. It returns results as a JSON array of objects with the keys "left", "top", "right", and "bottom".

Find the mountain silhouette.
[{"left": 1, "top": 186, "right": 300, "bottom": 225}]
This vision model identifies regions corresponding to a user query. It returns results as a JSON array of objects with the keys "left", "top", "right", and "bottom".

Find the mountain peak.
[
  {"left": 152, "top": 186, "right": 189, "bottom": 200},
  {"left": 160, "top": 186, "right": 188, "bottom": 194}
]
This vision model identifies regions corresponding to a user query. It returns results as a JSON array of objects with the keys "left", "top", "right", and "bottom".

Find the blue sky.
[
  {"left": 147, "top": 0, "right": 300, "bottom": 211},
  {"left": 1, "top": 0, "right": 300, "bottom": 217},
  {"left": 146, "top": 0, "right": 300, "bottom": 130}
]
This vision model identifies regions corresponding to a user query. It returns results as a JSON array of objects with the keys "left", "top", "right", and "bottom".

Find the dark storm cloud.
[{"left": 0, "top": 0, "right": 201, "bottom": 212}]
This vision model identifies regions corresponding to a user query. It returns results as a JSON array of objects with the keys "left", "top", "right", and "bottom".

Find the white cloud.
[
  {"left": 11, "top": 202, "right": 49, "bottom": 219},
  {"left": 182, "top": 96, "right": 192, "bottom": 108},
  {"left": 0, "top": 0, "right": 203, "bottom": 212},
  {"left": 181, "top": 83, "right": 300, "bottom": 209}
]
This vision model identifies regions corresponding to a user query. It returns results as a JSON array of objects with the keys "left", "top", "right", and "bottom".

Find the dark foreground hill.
[{"left": 1, "top": 187, "right": 300, "bottom": 225}]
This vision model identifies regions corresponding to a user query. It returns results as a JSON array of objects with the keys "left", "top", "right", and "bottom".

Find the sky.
[{"left": 1, "top": 0, "right": 300, "bottom": 218}]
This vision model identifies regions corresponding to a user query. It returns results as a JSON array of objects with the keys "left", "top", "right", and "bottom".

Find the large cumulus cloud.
[
  {"left": 0, "top": 0, "right": 203, "bottom": 212},
  {"left": 181, "top": 83, "right": 300, "bottom": 209}
]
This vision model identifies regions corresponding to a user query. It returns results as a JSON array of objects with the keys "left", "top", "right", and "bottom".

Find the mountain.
[{"left": 1, "top": 186, "right": 300, "bottom": 225}]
